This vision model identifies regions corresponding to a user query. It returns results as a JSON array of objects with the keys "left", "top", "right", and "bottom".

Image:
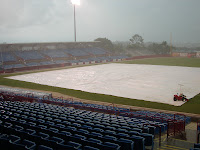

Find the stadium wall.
[
  {"left": 126, "top": 54, "right": 171, "bottom": 60},
  {"left": 172, "top": 52, "right": 198, "bottom": 58}
]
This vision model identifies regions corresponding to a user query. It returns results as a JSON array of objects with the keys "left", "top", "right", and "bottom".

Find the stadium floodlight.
[
  {"left": 71, "top": 0, "right": 80, "bottom": 5},
  {"left": 71, "top": 0, "right": 80, "bottom": 42}
]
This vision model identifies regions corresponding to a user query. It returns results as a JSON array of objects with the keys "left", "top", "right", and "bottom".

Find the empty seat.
[
  {"left": 44, "top": 127, "right": 59, "bottom": 136},
  {"left": 139, "top": 133, "right": 154, "bottom": 146},
  {"left": 38, "top": 145, "right": 53, "bottom": 150},
  {"left": 0, "top": 134, "right": 21, "bottom": 148},
  {"left": 22, "top": 129, "right": 36, "bottom": 140},
  {"left": 117, "top": 138, "right": 134, "bottom": 150},
  {"left": 92, "top": 128, "right": 104, "bottom": 133},
  {"left": 67, "top": 141, "right": 82, "bottom": 149},
  {"left": 16, "top": 139, "right": 36, "bottom": 150},
  {"left": 129, "top": 135, "right": 145, "bottom": 150},
  {"left": 71, "top": 134, "right": 87, "bottom": 145},
  {"left": 116, "top": 132, "right": 129, "bottom": 139},
  {"left": 89, "top": 132, "right": 103, "bottom": 139},
  {"left": 32, "top": 132, "right": 50, "bottom": 145},
  {"left": 42, "top": 136, "right": 64, "bottom": 149},
  {"left": 88, "top": 138, "right": 102, "bottom": 144},
  {"left": 128, "top": 131, "right": 140, "bottom": 136},
  {"left": 84, "top": 146, "right": 100, "bottom": 150},
  {"left": 104, "top": 130, "right": 116, "bottom": 136},
  {"left": 103, "top": 142, "right": 120, "bottom": 150},
  {"left": 101, "top": 135, "right": 117, "bottom": 143},
  {"left": 195, "top": 143, "right": 200, "bottom": 148}
]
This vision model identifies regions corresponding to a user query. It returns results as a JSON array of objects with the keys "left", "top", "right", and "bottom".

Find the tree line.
[{"left": 94, "top": 34, "right": 171, "bottom": 55}]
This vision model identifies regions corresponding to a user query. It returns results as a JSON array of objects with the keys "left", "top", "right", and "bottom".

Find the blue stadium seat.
[
  {"left": 130, "top": 135, "right": 145, "bottom": 150},
  {"left": 38, "top": 145, "right": 53, "bottom": 150},
  {"left": 83, "top": 146, "right": 100, "bottom": 150},
  {"left": 104, "top": 130, "right": 116, "bottom": 136},
  {"left": 139, "top": 133, "right": 154, "bottom": 147},
  {"left": 116, "top": 132, "right": 129, "bottom": 139},
  {"left": 101, "top": 135, "right": 117, "bottom": 143},
  {"left": 76, "top": 129, "right": 89, "bottom": 136},
  {"left": 17, "top": 139, "right": 36, "bottom": 150},
  {"left": 117, "top": 138, "right": 134, "bottom": 150},
  {"left": 103, "top": 142, "right": 120, "bottom": 150},
  {"left": 195, "top": 143, "right": 200, "bottom": 148},
  {"left": 67, "top": 141, "right": 82, "bottom": 149}
]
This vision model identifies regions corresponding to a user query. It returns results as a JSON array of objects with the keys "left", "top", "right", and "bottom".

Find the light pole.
[{"left": 71, "top": 0, "right": 80, "bottom": 42}]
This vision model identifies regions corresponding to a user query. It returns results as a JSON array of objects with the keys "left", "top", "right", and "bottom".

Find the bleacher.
[
  {"left": 0, "top": 100, "right": 154, "bottom": 150},
  {"left": 39, "top": 61, "right": 55, "bottom": 66},
  {"left": 0, "top": 52, "right": 16, "bottom": 62},
  {"left": 42, "top": 50, "right": 69, "bottom": 58},
  {"left": 3, "top": 64, "right": 26, "bottom": 70},
  {"left": 64, "top": 49, "right": 90, "bottom": 57},
  {"left": 26, "top": 62, "right": 41, "bottom": 67},
  {"left": 83, "top": 48, "right": 107, "bottom": 55},
  {"left": 54, "top": 60, "right": 68, "bottom": 64},
  {"left": 14, "top": 51, "right": 45, "bottom": 61},
  {"left": 0, "top": 89, "right": 192, "bottom": 150},
  {"left": 0, "top": 47, "right": 130, "bottom": 73}
]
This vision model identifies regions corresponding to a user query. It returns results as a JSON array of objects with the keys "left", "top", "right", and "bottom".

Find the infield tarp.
[{"left": 6, "top": 63, "right": 200, "bottom": 106}]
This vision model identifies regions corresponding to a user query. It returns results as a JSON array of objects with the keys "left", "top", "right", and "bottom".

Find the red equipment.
[{"left": 173, "top": 93, "right": 188, "bottom": 102}]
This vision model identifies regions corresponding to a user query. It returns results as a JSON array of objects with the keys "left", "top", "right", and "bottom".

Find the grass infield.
[{"left": 1, "top": 57, "right": 200, "bottom": 114}]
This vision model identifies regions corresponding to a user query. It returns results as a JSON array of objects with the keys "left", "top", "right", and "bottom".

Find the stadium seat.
[
  {"left": 129, "top": 135, "right": 145, "bottom": 150},
  {"left": 38, "top": 145, "right": 53, "bottom": 150},
  {"left": 83, "top": 146, "right": 100, "bottom": 150},
  {"left": 195, "top": 143, "right": 200, "bottom": 148},
  {"left": 67, "top": 141, "right": 82, "bottom": 149},
  {"left": 17, "top": 139, "right": 36, "bottom": 150},
  {"left": 117, "top": 138, "right": 134, "bottom": 150},
  {"left": 103, "top": 142, "right": 121, "bottom": 150}
]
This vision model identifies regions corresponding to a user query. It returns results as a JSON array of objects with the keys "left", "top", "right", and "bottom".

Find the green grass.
[
  {"left": 120, "top": 57, "right": 200, "bottom": 68},
  {"left": 1, "top": 57, "right": 200, "bottom": 114}
]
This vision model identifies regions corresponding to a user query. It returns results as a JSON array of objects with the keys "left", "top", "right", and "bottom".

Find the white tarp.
[{"left": 6, "top": 63, "right": 200, "bottom": 106}]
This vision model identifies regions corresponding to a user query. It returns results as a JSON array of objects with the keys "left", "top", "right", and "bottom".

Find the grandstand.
[
  {"left": 0, "top": 89, "right": 193, "bottom": 150},
  {"left": 0, "top": 42, "right": 130, "bottom": 73}
]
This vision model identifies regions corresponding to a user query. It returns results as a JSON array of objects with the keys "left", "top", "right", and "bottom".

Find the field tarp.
[{"left": 6, "top": 63, "right": 200, "bottom": 106}]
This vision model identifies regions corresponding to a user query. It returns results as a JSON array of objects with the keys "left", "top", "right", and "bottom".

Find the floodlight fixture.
[{"left": 71, "top": 0, "right": 80, "bottom": 5}]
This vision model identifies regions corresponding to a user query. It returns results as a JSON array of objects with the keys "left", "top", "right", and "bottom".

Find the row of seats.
[
  {"left": 82, "top": 48, "right": 107, "bottom": 55},
  {"left": 1, "top": 91, "right": 179, "bottom": 129},
  {"left": 0, "top": 132, "right": 135, "bottom": 150},
  {"left": 14, "top": 51, "right": 45, "bottom": 61},
  {"left": 44, "top": 96, "right": 188, "bottom": 126},
  {"left": 1, "top": 55, "right": 128, "bottom": 70},
  {"left": 63, "top": 48, "right": 90, "bottom": 57},
  {"left": 42, "top": 50, "right": 69, "bottom": 58},
  {"left": 0, "top": 52, "right": 17, "bottom": 62},
  {"left": 1, "top": 47, "right": 108, "bottom": 62},
  {"left": 0, "top": 100, "right": 159, "bottom": 135},
  {"left": 0, "top": 100, "right": 155, "bottom": 150},
  {"left": 133, "top": 111, "right": 191, "bottom": 124}
]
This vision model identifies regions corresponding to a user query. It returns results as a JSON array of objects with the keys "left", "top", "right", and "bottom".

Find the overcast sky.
[{"left": 0, "top": 0, "right": 200, "bottom": 44}]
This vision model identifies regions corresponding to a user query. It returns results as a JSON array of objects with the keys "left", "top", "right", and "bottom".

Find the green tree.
[
  {"left": 148, "top": 41, "right": 170, "bottom": 54},
  {"left": 128, "top": 34, "right": 144, "bottom": 49},
  {"left": 94, "top": 38, "right": 114, "bottom": 51}
]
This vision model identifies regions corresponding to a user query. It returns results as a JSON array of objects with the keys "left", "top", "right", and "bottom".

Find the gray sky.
[{"left": 0, "top": 0, "right": 200, "bottom": 43}]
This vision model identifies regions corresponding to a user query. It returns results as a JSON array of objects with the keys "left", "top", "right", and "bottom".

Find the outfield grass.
[
  {"left": 119, "top": 57, "right": 200, "bottom": 68},
  {"left": 1, "top": 57, "right": 200, "bottom": 114}
]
